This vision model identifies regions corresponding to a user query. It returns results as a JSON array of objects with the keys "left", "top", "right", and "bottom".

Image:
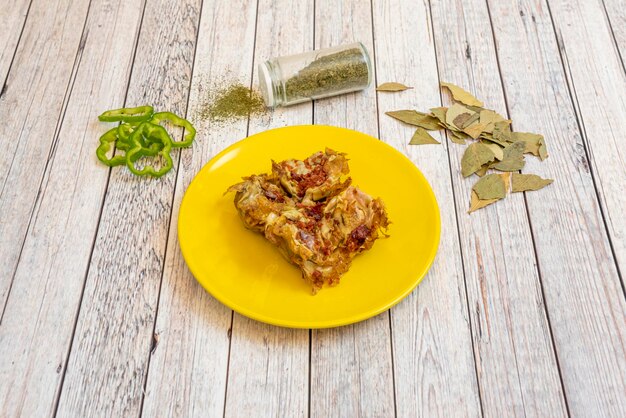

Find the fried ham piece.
[{"left": 227, "top": 149, "right": 389, "bottom": 294}]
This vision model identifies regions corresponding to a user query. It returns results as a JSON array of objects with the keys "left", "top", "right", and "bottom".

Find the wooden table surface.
[{"left": 1, "top": 0, "right": 625, "bottom": 416}]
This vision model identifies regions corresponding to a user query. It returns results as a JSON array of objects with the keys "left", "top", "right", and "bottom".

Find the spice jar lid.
[{"left": 258, "top": 62, "right": 275, "bottom": 108}]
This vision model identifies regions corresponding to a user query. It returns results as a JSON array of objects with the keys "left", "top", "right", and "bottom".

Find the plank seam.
[
  {"left": 137, "top": 0, "right": 207, "bottom": 415},
  {"left": 0, "top": 0, "right": 35, "bottom": 93},
  {"left": 425, "top": 1, "right": 485, "bottom": 416},
  {"left": 483, "top": 0, "right": 573, "bottom": 414},
  {"left": 544, "top": 0, "right": 625, "bottom": 296},
  {"left": 307, "top": 328, "right": 312, "bottom": 418},
  {"left": 51, "top": 0, "right": 149, "bottom": 415},
  {"left": 221, "top": 311, "right": 235, "bottom": 418},
  {"left": 0, "top": 0, "right": 93, "bottom": 323},
  {"left": 223, "top": 0, "right": 261, "bottom": 415},
  {"left": 599, "top": 0, "right": 626, "bottom": 75},
  {"left": 366, "top": 1, "right": 398, "bottom": 415}
]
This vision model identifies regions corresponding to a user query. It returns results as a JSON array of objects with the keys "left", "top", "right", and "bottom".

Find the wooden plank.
[
  {"left": 0, "top": 0, "right": 90, "bottom": 313},
  {"left": 0, "top": 0, "right": 144, "bottom": 416},
  {"left": 429, "top": 0, "right": 568, "bottom": 415},
  {"left": 487, "top": 0, "right": 626, "bottom": 415},
  {"left": 139, "top": 1, "right": 258, "bottom": 416},
  {"left": 371, "top": 1, "right": 483, "bottom": 416},
  {"left": 225, "top": 321, "right": 309, "bottom": 418},
  {"left": 54, "top": 0, "right": 202, "bottom": 416},
  {"left": 547, "top": 0, "right": 626, "bottom": 278},
  {"left": 0, "top": 0, "right": 31, "bottom": 86},
  {"left": 601, "top": 0, "right": 626, "bottom": 65},
  {"left": 310, "top": 1, "right": 395, "bottom": 417},
  {"left": 222, "top": 1, "right": 312, "bottom": 417}
]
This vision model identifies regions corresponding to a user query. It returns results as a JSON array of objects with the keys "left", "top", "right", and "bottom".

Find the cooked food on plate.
[{"left": 227, "top": 149, "right": 389, "bottom": 294}]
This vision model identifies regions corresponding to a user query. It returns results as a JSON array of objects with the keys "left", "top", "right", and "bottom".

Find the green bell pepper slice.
[
  {"left": 127, "top": 122, "right": 171, "bottom": 156},
  {"left": 98, "top": 105, "right": 154, "bottom": 123},
  {"left": 116, "top": 122, "right": 139, "bottom": 150},
  {"left": 126, "top": 123, "right": 173, "bottom": 177},
  {"left": 96, "top": 127, "right": 126, "bottom": 167},
  {"left": 150, "top": 112, "right": 196, "bottom": 148}
]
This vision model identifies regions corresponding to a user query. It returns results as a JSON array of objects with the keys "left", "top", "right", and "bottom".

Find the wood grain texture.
[
  {"left": 429, "top": 0, "right": 568, "bottom": 415},
  {"left": 372, "top": 1, "right": 482, "bottom": 416},
  {"left": 54, "top": 0, "right": 202, "bottom": 416},
  {"left": 223, "top": 1, "right": 313, "bottom": 417},
  {"left": 602, "top": 0, "right": 626, "bottom": 65},
  {"left": 0, "top": 0, "right": 90, "bottom": 314},
  {"left": 487, "top": 0, "right": 626, "bottom": 415},
  {"left": 547, "top": 0, "right": 626, "bottom": 277},
  {"left": 0, "top": 0, "right": 144, "bottom": 416},
  {"left": 310, "top": 1, "right": 395, "bottom": 417},
  {"left": 139, "top": 0, "right": 258, "bottom": 416},
  {"left": 0, "top": 0, "right": 30, "bottom": 85},
  {"left": 1, "top": 1, "right": 625, "bottom": 416}
]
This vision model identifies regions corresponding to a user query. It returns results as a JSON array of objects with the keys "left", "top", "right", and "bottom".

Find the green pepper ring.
[
  {"left": 99, "top": 105, "right": 154, "bottom": 123},
  {"left": 128, "top": 122, "right": 172, "bottom": 156},
  {"left": 150, "top": 111, "right": 196, "bottom": 148},
  {"left": 116, "top": 122, "right": 140, "bottom": 151},
  {"left": 126, "top": 123, "right": 174, "bottom": 177},
  {"left": 96, "top": 127, "right": 126, "bottom": 167}
]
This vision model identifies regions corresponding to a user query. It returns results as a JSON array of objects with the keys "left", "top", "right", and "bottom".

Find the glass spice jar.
[{"left": 258, "top": 42, "right": 372, "bottom": 108}]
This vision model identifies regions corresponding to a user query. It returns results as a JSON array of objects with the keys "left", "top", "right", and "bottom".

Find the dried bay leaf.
[
  {"left": 511, "top": 173, "right": 553, "bottom": 192},
  {"left": 469, "top": 190, "right": 500, "bottom": 213},
  {"left": 463, "top": 122, "right": 489, "bottom": 139},
  {"left": 461, "top": 142, "right": 495, "bottom": 177},
  {"left": 511, "top": 131, "right": 542, "bottom": 143},
  {"left": 479, "top": 133, "right": 509, "bottom": 147},
  {"left": 473, "top": 173, "right": 506, "bottom": 200},
  {"left": 446, "top": 103, "right": 475, "bottom": 129},
  {"left": 510, "top": 132, "right": 548, "bottom": 160},
  {"left": 377, "top": 82, "right": 413, "bottom": 92},
  {"left": 475, "top": 164, "right": 490, "bottom": 177},
  {"left": 492, "top": 121, "right": 513, "bottom": 143},
  {"left": 454, "top": 112, "right": 480, "bottom": 129},
  {"left": 479, "top": 109, "right": 508, "bottom": 124},
  {"left": 492, "top": 141, "right": 526, "bottom": 171},
  {"left": 386, "top": 110, "right": 441, "bottom": 130},
  {"left": 465, "top": 105, "right": 485, "bottom": 113},
  {"left": 480, "top": 141, "right": 504, "bottom": 160},
  {"left": 538, "top": 141, "right": 548, "bottom": 161},
  {"left": 430, "top": 107, "right": 448, "bottom": 124},
  {"left": 479, "top": 109, "right": 510, "bottom": 133},
  {"left": 448, "top": 130, "right": 468, "bottom": 144},
  {"left": 441, "top": 82, "right": 484, "bottom": 107},
  {"left": 409, "top": 127, "right": 440, "bottom": 145},
  {"left": 500, "top": 172, "right": 511, "bottom": 192}
]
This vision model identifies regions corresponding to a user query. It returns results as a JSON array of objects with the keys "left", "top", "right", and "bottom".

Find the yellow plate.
[{"left": 178, "top": 125, "right": 440, "bottom": 328}]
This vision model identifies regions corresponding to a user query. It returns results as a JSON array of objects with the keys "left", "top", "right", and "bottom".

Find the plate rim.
[{"left": 178, "top": 124, "right": 441, "bottom": 328}]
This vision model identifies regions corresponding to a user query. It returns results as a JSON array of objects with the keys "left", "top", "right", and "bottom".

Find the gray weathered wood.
[
  {"left": 310, "top": 1, "right": 395, "bottom": 417},
  {"left": 0, "top": 0, "right": 30, "bottom": 85},
  {"left": 0, "top": 0, "right": 90, "bottom": 313},
  {"left": 429, "top": 0, "right": 568, "bottom": 415},
  {"left": 487, "top": 0, "right": 626, "bottom": 415},
  {"left": 140, "top": 0, "right": 258, "bottom": 416},
  {"left": 0, "top": 0, "right": 144, "bottom": 416},
  {"left": 547, "top": 0, "right": 626, "bottom": 277},
  {"left": 372, "top": 0, "right": 482, "bottom": 416},
  {"left": 223, "top": 1, "right": 313, "bottom": 417},
  {"left": 54, "top": 0, "right": 202, "bottom": 415},
  {"left": 1, "top": 1, "right": 625, "bottom": 416},
  {"left": 602, "top": 0, "right": 626, "bottom": 66}
]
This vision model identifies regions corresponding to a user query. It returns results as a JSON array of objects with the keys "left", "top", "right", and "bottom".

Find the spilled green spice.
[
  {"left": 199, "top": 82, "right": 267, "bottom": 123},
  {"left": 284, "top": 48, "right": 369, "bottom": 102}
]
